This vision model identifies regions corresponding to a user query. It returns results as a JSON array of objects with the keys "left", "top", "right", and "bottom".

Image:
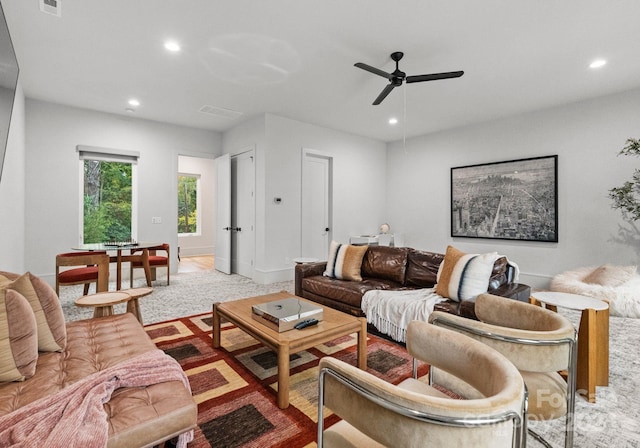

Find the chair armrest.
[
  {"left": 318, "top": 355, "right": 522, "bottom": 448},
  {"left": 295, "top": 261, "right": 327, "bottom": 296}
]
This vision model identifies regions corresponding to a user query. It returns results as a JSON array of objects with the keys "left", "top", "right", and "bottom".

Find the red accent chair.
[
  {"left": 56, "top": 251, "right": 110, "bottom": 296},
  {"left": 130, "top": 244, "right": 170, "bottom": 287}
]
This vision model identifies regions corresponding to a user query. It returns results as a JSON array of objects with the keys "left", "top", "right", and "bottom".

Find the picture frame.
[{"left": 451, "top": 155, "right": 558, "bottom": 242}]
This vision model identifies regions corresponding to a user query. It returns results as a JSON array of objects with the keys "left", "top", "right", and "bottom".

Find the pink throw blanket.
[{"left": 0, "top": 349, "right": 194, "bottom": 448}]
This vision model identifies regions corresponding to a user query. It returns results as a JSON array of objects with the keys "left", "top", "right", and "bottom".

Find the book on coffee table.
[{"left": 251, "top": 297, "right": 323, "bottom": 332}]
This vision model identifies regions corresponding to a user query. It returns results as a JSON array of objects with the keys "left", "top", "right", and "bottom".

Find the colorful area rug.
[{"left": 144, "top": 312, "right": 428, "bottom": 448}]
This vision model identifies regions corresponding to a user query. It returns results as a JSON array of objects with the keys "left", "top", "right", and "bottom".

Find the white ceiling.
[{"left": 3, "top": 0, "right": 640, "bottom": 142}]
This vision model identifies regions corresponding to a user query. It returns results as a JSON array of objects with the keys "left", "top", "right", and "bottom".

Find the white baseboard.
[
  {"left": 252, "top": 267, "right": 294, "bottom": 284},
  {"left": 177, "top": 246, "right": 214, "bottom": 257},
  {"left": 518, "top": 272, "right": 553, "bottom": 290}
]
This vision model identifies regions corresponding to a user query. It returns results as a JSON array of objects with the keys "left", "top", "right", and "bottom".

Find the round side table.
[
  {"left": 121, "top": 287, "right": 153, "bottom": 324},
  {"left": 530, "top": 291, "right": 609, "bottom": 403},
  {"left": 75, "top": 291, "right": 132, "bottom": 318}
]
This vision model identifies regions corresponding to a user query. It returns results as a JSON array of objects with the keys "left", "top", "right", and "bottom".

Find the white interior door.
[
  {"left": 301, "top": 149, "right": 332, "bottom": 261},
  {"left": 214, "top": 154, "right": 231, "bottom": 274},
  {"left": 231, "top": 150, "right": 255, "bottom": 277}
]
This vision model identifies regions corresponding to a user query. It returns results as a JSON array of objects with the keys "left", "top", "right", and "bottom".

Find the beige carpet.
[{"left": 59, "top": 269, "right": 294, "bottom": 324}]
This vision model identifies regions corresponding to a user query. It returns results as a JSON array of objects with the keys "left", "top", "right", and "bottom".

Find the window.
[
  {"left": 78, "top": 146, "right": 138, "bottom": 244},
  {"left": 178, "top": 174, "right": 199, "bottom": 235}
]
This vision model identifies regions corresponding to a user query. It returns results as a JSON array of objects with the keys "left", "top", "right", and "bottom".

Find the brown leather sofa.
[
  {"left": 0, "top": 272, "right": 196, "bottom": 448},
  {"left": 295, "top": 246, "right": 530, "bottom": 321}
]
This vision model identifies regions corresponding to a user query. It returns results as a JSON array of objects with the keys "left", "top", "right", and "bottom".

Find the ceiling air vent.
[
  {"left": 198, "top": 105, "right": 243, "bottom": 120},
  {"left": 39, "top": 0, "right": 61, "bottom": 17}
]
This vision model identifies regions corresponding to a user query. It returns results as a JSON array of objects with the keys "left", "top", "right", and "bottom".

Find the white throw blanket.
[{"left": 361, "top": 288, "right": 446, "bottom": 342}]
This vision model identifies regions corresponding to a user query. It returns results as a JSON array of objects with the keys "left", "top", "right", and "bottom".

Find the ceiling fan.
[{"left": 354, "top": 51, "right": 464, "bottom": 105}]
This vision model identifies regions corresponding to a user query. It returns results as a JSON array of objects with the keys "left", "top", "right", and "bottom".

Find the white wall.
[
  {"left": 387, "top": 88, "right": 640, "bottom": 288},
  {"left": 177, "top": 155, "right": 216, "bottom": 257},
  {"left": 24, "top": 99, "right": 221, "bottom": 281},
  {"left": 0, "top": 82, "right": 25, "bottom": 273},
  {"left": 222, "top": 114, "right": 387, "bottom": 283},
  {"left": 221, "top": 115, "right": 266, "bottom": 278},
  {"left": 263, "top": 113, "right": 389, "bottom": 281}
]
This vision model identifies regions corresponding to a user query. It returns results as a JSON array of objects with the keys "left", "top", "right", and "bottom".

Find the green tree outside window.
[
  {"left": 83, "top": 160, "right": 132, "bottom": 243},
  {"left": 178, "top": 175, "right": 198, "bottom": 234}
]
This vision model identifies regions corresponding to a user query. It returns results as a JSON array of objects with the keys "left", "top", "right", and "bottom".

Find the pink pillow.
[
  {"left": 0, "top": 272, "right": 67, "bottom": 351},
  {"left": 0, "top": 288, "right": 38, "bottom": 381}
]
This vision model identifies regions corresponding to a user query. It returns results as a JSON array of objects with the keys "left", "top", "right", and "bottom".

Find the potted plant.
[{"left": 609, "top": 138, "right": 640, "bottom": 221}]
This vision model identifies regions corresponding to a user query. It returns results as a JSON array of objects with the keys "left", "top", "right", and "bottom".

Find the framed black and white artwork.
[{"left": 451, "top": 155, "right": 558, "bottom": 242}]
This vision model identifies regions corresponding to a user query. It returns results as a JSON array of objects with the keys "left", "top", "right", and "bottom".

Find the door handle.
[
  {"left": 223, "top": 227, "right": 231, "bottom": 231},
  {"left": 325, "top": 227, "right": 330, "bottom": 232}
]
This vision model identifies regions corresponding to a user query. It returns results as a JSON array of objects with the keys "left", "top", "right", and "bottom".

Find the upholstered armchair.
[
  {"left": 130, "top": 243, "right": 170, "bottom": 287},
  {"left": 317, "top": 320, "right": 526, "bottom": 448},
  {"left": 429, "top": 293, "right": 577, "bottom": 448},
  {"left": 55, "top": 251, "right": 110, "bottom": 296}
]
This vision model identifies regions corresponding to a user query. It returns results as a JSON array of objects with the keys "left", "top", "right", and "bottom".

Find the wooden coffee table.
[{"left": 212, "top": 291, "right": 367, "bottom": 409}]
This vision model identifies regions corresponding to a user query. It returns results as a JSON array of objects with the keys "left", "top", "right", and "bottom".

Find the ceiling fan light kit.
[{"left": 355, "top": 51, "right": 464, "bottom": 105}]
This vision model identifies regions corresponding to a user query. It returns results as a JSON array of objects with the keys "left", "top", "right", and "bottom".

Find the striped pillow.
[
  {"left": 436, "top": 246, "right": 498, "bottom": 302},
  {"left": 324, "top": 241, "right": 368, "bottom": 281}
]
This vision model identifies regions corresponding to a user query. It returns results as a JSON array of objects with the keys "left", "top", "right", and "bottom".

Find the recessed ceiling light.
[
  {"left": 164, "top": 41, "right": 181, "bottom": 52},
  {"left": 589, "top": 59, "right": 607, "bottom": 69},
  {"left": 128, "top": 99, "right": 140, "bottom": 107},
  {"left": 388, "top": 117, "right": 398, "bottom": 125}
]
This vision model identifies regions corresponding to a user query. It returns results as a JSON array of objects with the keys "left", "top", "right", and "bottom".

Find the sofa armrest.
[
  {"left": 295, "top": 261, "right": 327, "bottom": 296},
  {"left": 489, "top": 283, "right": 531, "bottom": 302},
  {"left": 434, "top": 283, "right": 531, "bottom": 321}
]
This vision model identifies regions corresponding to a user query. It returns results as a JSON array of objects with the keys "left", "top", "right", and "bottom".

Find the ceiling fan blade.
[
  {"left": 355, "top": 62, "right": 393, "bottom": 80},
  {"left": 406, "top": 70, "right": 464, "bottom": 83},
  {"left": 372, "top": 83, "right": 396, "bottom": 105}
]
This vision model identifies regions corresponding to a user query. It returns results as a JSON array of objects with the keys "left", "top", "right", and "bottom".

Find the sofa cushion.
[
  {"left": 0, "top": 272, "right": 66, "bottom": 351},
  {"left": 361, "top": 246, "right": 410, "bottom": 284},
  {"left": 435, "top": 246, "right": 498, "bottom": 302},
  {"left": 303, "top": 276, "right": 401, "bottom": 310},
  {"left": 405, "top": 250, "right": 445, "bottom": 287},
  {"left": 324, "top": 241, "right": 368, "bottom": 281},
  {"left": 0, "top": 313, "right": 158, "bottom": 415},
  {"left": 0, "top": 289, "right": 38, "bottom": 382}
]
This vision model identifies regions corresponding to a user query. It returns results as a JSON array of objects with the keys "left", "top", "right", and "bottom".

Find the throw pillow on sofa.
[
  {"left": 435, "top": 245, "right": 498, "bottom": 302},
  {"left": 323, "top": 241, "right": 368, "bottom": 281},
  {"left": 0, "top": 272, "right": 66, "bottom": 352},
  {"left": 0, "top": 288, "right": 38, "bottom": 382}
]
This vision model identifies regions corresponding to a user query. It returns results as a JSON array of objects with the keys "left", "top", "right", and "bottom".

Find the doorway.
[
  {"left": 177, "top": 155, "right": 216, "bottom": 257},
  {"left": 231, "top": 150, "right": 255, "bottom": 277},
  {"left": 214, "top": 150, "right": 256, "bottom": 278},
  {"left": 301, "top": 149, "right": 333, "bottom": 261}
]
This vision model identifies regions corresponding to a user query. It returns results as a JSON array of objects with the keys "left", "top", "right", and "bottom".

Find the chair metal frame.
[
  {"left": 318, "top": 364, "right": 526, "bottom": 448},
  {"left": 429, "top": 314, "right": 578, "bottom": 448}
]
